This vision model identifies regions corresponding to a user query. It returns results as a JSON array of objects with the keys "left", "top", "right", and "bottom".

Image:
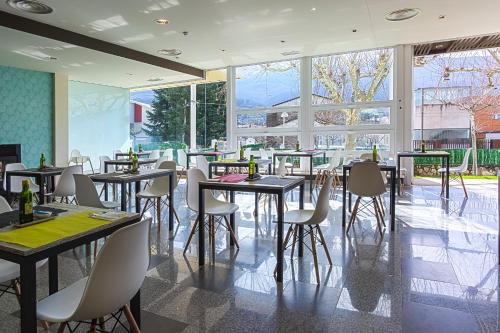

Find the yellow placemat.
[
  {"left": 0, "top": 211, "right": 111, "bottom": 249},
  {"left": 220, "top": 159, "right": 237, "bottom": 163}
]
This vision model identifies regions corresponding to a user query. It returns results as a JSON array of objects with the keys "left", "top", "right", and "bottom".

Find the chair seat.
[
  {"left": 176, "top": 165, "right": 185, "bottom": 171},
  {"left": 205, "top": 201, "right": 239, "bottom": 216},
  {"left": 438, "top": 167, "right": 462, "bottom": 173},
  {"left": 37, "top": 278, "right": 87, "bottom": 322},
  {"left": 313, "top": 164, "right": 330, "bottom": 171},
  {"left": 0, "top": 259, "right": 47, "bottom": 284},
  {"left": 284, "top": 209, "right": 315, "bottom": 225},
  {"left": 102, "top": 201, "right": 121, "bottom": 209},
  {"left": 136, "top": 188, "right": 169, "bottom": 199}
]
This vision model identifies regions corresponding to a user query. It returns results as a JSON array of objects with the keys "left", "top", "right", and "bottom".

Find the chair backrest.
[
  {"left": 113, "top": 150, "right": 123, "bottom": 160},
  {"left": 74, "top": 174, "right": 105, "bottom": 208},
  {"left": 259, "top": 148, "right": 269, "bottom": 160},
  {"left": 53, "top": 165, "right": 83, "bottom": 197},
  {"left": 348, "top": 161, "right": 386, "bottom": 197},
  {"left": 163, "top": 148, "right": 174, "bottom": 161},
  {"left": 277, "top": 157, "right": 287, "bottom": 177},
  {"left": 309, "top": 176, "right": 333, "bottom": 223},
  {"left": 458, "top": 148, "right": 473, "bottom": 172},
  {"left": 150, "top": 149, "right": 161, "bottom": 159},
  {"left": 196, "top": 155, "right": 210, "bottom": 177},
  {"left": 149, "top": 160, "right": 177, "bottom": 193},
  {"left": 359, "top": 152, "right": 382, "bottom": 161},
  {"left": 186, "top": 168, "right": 217, "bottom": 212},
  {"left": 3, "top": 163, "right": 28, "bottom": 192},
  {"left": 99, "top": 156, "right": 114, "bottom": 174},
  {"left": 244, "top": 148, "right": 252, "bottom": 160},
  {"left": 177, "top": 149, "right": 187, "bottom": 168},
  {"left": 70, "top": 149, "right": 82, "bottom": 158},
  {"left": 0, "top": 196, "right": 12, "bottom": 213},
  {"left": 70, "top": 219, "right": 150, "bottom": 321}
]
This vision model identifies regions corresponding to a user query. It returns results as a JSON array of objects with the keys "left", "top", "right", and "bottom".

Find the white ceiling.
[{"left": 1, "top": 0, "right": 499, "bottom": 88}]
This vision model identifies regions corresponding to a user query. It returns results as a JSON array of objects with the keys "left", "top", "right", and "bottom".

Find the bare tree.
[{"left": 420, "top": 48, "right": 500, "bottom": 174}]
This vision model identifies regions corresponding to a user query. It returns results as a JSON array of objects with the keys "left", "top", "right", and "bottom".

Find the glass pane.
[
  {"left": 236, "top": 60, "right": 300, "bottom": 108},
  {"left": 237, "top": 111, "right": 298, "bottom": 129},
  {"left": 312, "top": 48, "right": 393, "bottom": 104},
  {"left": 196, "top": 82, "right": 227, "bottom": 148},
  {"left": 314, "top": 107, "right": 390, "bottom": 127},
  {"left": 313, "top": 133, "right": 390, "bottom": 151},
  {"left": 237, "top": 135, "right": 298, "bottom": 149}
]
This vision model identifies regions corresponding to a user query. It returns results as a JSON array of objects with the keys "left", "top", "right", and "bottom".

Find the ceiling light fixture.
[
  {"left": 6, "top": 0, "right": 53, "bottom": 14},
  {"left": 352, "top": 29, "right": 358, "bottom": 33},
  {"left": 280, "top": 40, "right": 286, "bottom": 43},
  {"left": 385, "top": 8, "right": 420, "bottom": 21},
  {"left": 311, "top": 7, "right": 316, "bottom": 12},
  {"left": 157, "top": 49, "right": 182, "bottom": 56},
  {"left": 438, "top": 15, "right": 446, "bottom": 19},
  {"left": 154, "top": 18, "right": 169, "bottom": 25}
]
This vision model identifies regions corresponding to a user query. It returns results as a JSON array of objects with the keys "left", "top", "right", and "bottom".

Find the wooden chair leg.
[
  {"left": 156, "top": 198, "right": 161, "bottom": 232},
  {"left": 346, "top": 197, "right": 361, "bottom": 234},
  {"left": 183, "top": 217, "right": 199, "bottom": 254},
  {"left": 123, "top": 304, "right": 141, "bottom": 333},
  {"left": 139, "top": 199, "right": 150, "bottom": 218},
  {"left": 172, "top": 207, "right": 180, "bottom": 223},
  {"left": 377, "top": 196, "right": 385, "bottom": 216},
  {"left": 372, "top": 198, "right": 384, "bottom": 237},
  {"left": 223, "top": 216, "right": 239, "bottom": 248},
  {"left": 374, "top": 198, "right": 386, "bottom": 227},
  {"left": 98, "top": 317, "right": 106, "bottom": 331},
  {"left": 210, "top": 216, "right": 215, "bottom": 262},
  {"left": 459, "top": 173, "right": 468, "bottom": 197},
  {"left": 290, "top": 225, "right": 298, "bottom": 259},
  {"left": 316, "top": 226, "right": 332, "bottom": 265},
  {"left": 57, "top": 322, "right": 67, "bottom": 333},
  {"left": 89, "top": 319, "right": 97, "bottom": 333},
  {"left": 309, "top": 226, "right": 321, "bottom": 284},
  {"left": 93, "top": 240, "right": 98, "bottom": 258},
  {"left": 12, "top": 279, "right": 21, "bottom": 303}
]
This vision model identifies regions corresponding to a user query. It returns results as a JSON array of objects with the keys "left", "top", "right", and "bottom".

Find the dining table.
[
  {"left": 5, "top": 167, "right": 65, "bottom": 204},
  {"left": 207, "top": 159, "right": 272, "bottom": 178},
  {"left": 197, "top": 175, "right": 305, "bottom": 283},
  {"left": 186, "top": 150, "right": 236, "bottom": 169},
  {"left": 0, "top": 203, "right": 141, "bottom": 333},
  {"left": 114, "top": 151, "right": 151, "bottom": 159}
]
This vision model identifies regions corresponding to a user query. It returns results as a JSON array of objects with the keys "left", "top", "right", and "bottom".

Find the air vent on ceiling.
[
  {"left": 6, "top": 0, "right": 53, "bottom": 14},
  {"left": 385, "top": 8, "right": 420, "bottom": 21},
  {"left": 158, "top": 49, "right": 182, "bottom": 57}
]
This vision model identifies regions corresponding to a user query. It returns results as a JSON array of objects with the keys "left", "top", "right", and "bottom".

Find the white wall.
[{"left": 69, "top": 81, "right": 130, "bottom": 170}]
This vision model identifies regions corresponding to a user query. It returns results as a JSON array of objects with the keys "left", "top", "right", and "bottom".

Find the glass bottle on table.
[
  {"left": 19, "top": 179, "right": 33, "bottom": 224},
  {"left": 131, "top": 153, "right": 139, "bottom": 173},
  {"left": 138, "top": 144, "right": 143, "bottom": 152},
  {"left": 128, "top": 147, "right": 133, "bottom": 160},
  {"left": 248, "top": 155, "right": 255, "bottom": 179},
  {"left": 372, "top": 144, "right": 378, "bottom": 163},
  {"left": 421, "top": 140, "right": 426, "bottom": 153},
  {"left": 39, "top": 153, "right": 46, "bottom": 169},
  {"left": 295, "top": 141, "right": 300, "bottom": 152},
  {"left": 239, "top": 147, "right": 244, "bottom": 161},
  {"left": 214, "top": 142, "right": 218, "bottom": 152}
]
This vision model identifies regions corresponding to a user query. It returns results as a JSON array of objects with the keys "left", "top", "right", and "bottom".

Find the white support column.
[
  {"left": 190, "top": 84, "right": 197, "bottom": 150},
  {"left": 300, "top": 56, "right": 313, "bottom": 172},
  {"left": 395, "top": 44, "right": 415, "bottom": 184},
  {"left": 226, "top": 66, "right": 236, "bottom": 150},
  {"left": 54, "top": 73, "right": 69, "bottom": 167}
]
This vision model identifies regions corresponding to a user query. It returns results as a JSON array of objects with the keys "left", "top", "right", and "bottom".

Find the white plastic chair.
[
  {"left": 270, "top": 148, "right": 294, "bottom": 173},
  {"left": 113, "top": 150, "right": 123, "bottom": 160},
  {"left": 276, "top": 176, "right": 333, "bottom": 284},
  {"left": 69, "top": 149, "right": 94, "bottom": 174},
  {"left": 3, "top": 163, "right": 39, "bottom": 194},
  {"left": 149, "top": 149, "right": 161, "bottom": 160},
  {"left": 196, "top": 155, "right": 210, "bottom": 178},
  {"left": 243, "top": 148, "right": 252, "bottom": 160},
  {"left": 438, "top": 147, "right": 472, "bottom": 197},
  {"left": 177, "top": 149, "right": 188, "bottom": 170},
  {"left": 36, "top": 219, "right": 150, "bottom": 332},
  {"left": 0, "top": 196, "right": 48, "bottom": 328},
  {"left": 259, "top": 148, "right": 269, "bottom": 160},
  {"left": 136, "top": 161, "right": 179, "bottom": 231},
  {"left": 47, "top": 165, "right": 83, "bottom": 203},
  {"left": 98, "top": 156, "right": 115, "bottom": 174},
  {"left": 347, "top": 162, "right": 386, "bottom": 236},
  {"left": 74, "top": 174, "right": 120, "bottom": 209},
  {"left": 183, "top": 168, "right": 239, "bottom": 256},
  {"left": 162, "top": 148, "right": 174, "bottom": 161}
]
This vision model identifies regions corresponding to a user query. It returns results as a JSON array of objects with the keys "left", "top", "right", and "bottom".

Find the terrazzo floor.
[{"left": 0, "top": 177, "right": 498, "bottom": 332}]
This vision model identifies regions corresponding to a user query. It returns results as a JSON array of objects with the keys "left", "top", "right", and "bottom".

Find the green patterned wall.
[{"left": 0, "top": 66, "right": 54, "bottom": 167}]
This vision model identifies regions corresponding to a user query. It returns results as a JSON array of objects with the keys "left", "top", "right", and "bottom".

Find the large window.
[
  {"left": 196, "top": 82, "right": 227, "bottom": 148},
  {"left": 311, "top": 48, "right": 394, "bottom": 152}
]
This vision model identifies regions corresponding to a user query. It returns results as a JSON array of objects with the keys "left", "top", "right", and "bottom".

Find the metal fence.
[{"left": 412, "top": 139, "right": 500, "bottom": 150}]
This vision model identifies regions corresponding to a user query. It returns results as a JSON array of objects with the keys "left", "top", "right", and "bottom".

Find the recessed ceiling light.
[
  {"left": 352, "top": 29, "right": 357, "bottom": 33},
  {"left": 438, "top": 15, "right": 446, "bottom": 19},
  {"left": 385, "top": 8, "right": 420, "bottom": 21},
  {"left": 434, "top": 44, "right": 445, "bottom": 49},
  {"left": 220, "top": 49, "right": 226, "bottom": 52},
  {"left": 281, "top": 51, "right": 300, "bottom": 56},
  {"left": 280, "top": 40, "right": 286, "bottom": 43},
  {"left": 6, "top": 0, "right": 53, "bottom": 14},
  {"left": 154, "top": 18, "right": 169, "bottom": 25},
  {"left": 158, "top": 49, "right": 182, "bottom": 56},
  {"left": 311, "top": 7, "right": 316, "bottom": 12}
]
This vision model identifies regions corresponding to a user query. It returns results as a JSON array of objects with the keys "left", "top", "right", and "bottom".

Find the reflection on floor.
[{"left": 0, "top": 179, "right": 498, "bottom": 332}]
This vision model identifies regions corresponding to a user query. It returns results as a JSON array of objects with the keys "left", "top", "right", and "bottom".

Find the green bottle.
[
  {"left": 132, "top": 153, "right": 139, "bottom": 172},
  {"left": 214, "top": 142, "right": 218, "bottom": 152},
  {"left": 421, "top": 140, "right": 426, "bottom": 153},
  {"left": 296, "top": 142, "right": 300, "bottom": 152},
  {"left": 39, "top": 153, "right": 46, "bottom": 169},
  {"left": 239, "top": 147, "right": 244, "bottom": 160},
  {"left": 138, "top": 144, "right": 143, "bottom": 152},
  {"left": 372, "top": 144, "right": 378, "bottom": 163},
  {"left": 128, "top": 147, "right": 133, "bottom": 160},
  {"left": 248, "top": 155, "right": 255, "bottom": 179},
  {"left": 19, "top": 179, "right": 33, "bottom": 224}
]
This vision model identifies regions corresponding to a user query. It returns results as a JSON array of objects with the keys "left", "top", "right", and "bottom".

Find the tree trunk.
[{"left": 470, "top": 115, "right": 479, "bottom": 175}]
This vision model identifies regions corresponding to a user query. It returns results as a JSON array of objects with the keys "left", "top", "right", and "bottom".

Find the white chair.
[
  {"left": 153, "top": 156, "right": 169, "bottom": 169},
  {"left": 275, "top": 176, "right": 333, "bottom": 284},
  {"left": 3, "top": 163, "right": 39, "bottom": 195},
  {"left": 347, "top": 162, "right": 386, "bottom": 236},
  {"left": 136, "top": 160, "right": 179, "bottom": 232},
  {"left": 177, "top": 149, "right": 188, "bottom": 170},
  {"left": 196, "top": 155, "right": 210, "bottom": 178},
  {"left": 243, "top": 147, "right": 252, "bottom": 160},
  {"left": 183, "top": 168, "right": 239, "bottom": 256},
  {"left": 163, "top": 148, "right": 174, "bottom": 161},
  {"left": 74, "top": 174, "right": 120, "bottom": 209},
  {"left": 47, "top": 165, "right": 83, "bottom": 203},
  {"left": 98, "top": 155, "right": 115, "bottom": 174},
  {"left": 259, "top": 148, "right": 269, "bottom": 160},
  {"left": 0, "top": 196, "right": 48, "bottom": 329},
  {"left": 69, "top": 149, "right": 94, "bottom": 174},
  {"left": 270, "top": 148, "right": 293, "bottom": 173},
  {"left": 439, "top": 147, "right": 472, "bottom": 197},
  {"left": 313, "top": 153, "right": 341, "bottom": 189},
  {"left": 113, "top": 150, "right": 123, "bottom": 160},
  {"left": 149, "top": 149, "right": 161, "bottom": 160},
  {"left": 256, "top": 157, "right": 289, "bottom": 214},
  {"left": 36, "top": 219, "right": 150, "bottom": 333}
]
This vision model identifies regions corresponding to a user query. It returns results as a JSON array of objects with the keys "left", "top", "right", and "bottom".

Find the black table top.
[
  {"left": 208, "top": 159, "right": 271, "bottom": 167},
  {"left": 273, "top": 150, "right": 325, "bottom": 157},
  {"left": 90, "top": 168, "right": 173, "bottom": 184},
  {"left": 343, "top": 161, "right": 396, "bottom": 171},
  {"left": 199, "top": 175, "right": 304, "bottom": 193},
  {"left": 187, "top": 150, "right": 235, "bottom": 156},
  {"left": 6, "top": 167, "right": 65, "bottom": 176},
  {"left": 105, "top": 158, "right": 157, "bottom": 165},
  {"left": 397, "top": 151, "right": 450, "bottom": 157},
  {"left": 115, "top": 151, "right": 150, "bottom": 157}
]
